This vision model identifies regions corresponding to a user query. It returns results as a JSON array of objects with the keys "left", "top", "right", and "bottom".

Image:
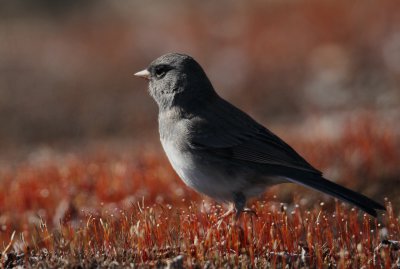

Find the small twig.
[{"left": 1, "top": 231, "right": 16, "bottom": 262}]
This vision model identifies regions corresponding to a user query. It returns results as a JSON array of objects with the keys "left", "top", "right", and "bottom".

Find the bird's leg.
[
  {"left": 233, "top": 192, "right": 258, "bottom": 219},
  {"left": 216, "top": 193, "right": 245, "bottom": 227},
  {"left": 218, "top": 203, "right": 235, "bottom": 220},
  {"left": 217, "top": 193, "right": 246, "bottom": 221},
  {"left": 217, "top": 193, "right": 257, "bottom": 227},
  {"left": 216, "top": 203, "right": 235, "bottom": 228},
  {"left": 233, "top": 192, "right": 246, "bottom": 220}
]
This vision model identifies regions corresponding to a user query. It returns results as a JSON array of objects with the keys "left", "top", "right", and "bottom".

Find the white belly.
[{"left": 160, "top": 138, "right": 237, "bottom": 200}]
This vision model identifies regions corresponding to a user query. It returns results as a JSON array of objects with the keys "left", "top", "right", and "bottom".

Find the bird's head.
[{"left": 135, "top": 53, "right": 216, "bottom": 110}]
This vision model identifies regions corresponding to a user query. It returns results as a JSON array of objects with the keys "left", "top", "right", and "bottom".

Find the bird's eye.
[{"left": 154, "top": 66, "right": 168, "bottom": 79}]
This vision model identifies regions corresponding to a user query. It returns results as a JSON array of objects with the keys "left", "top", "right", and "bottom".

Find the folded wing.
[{"left": 187, "top": 97, "right": 321, "bottom": 175}]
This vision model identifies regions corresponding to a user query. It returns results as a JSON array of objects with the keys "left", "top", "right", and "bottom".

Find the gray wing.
[{"left": 187, "top": 97, "right": 322, "bottom": 175}]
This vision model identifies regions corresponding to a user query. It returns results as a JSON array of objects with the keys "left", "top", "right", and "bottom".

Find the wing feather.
[{"left": 187, "top": 97, "right": 322, "bottom": 175}]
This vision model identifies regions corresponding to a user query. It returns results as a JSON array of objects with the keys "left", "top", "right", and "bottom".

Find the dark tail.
[{"left": 282, "top": 169, "right": 386, "bottom": 217}]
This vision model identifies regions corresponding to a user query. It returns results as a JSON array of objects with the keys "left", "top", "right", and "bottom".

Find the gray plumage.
[{"left": 135, "top": 53, "right": 385, "bottom": 217}]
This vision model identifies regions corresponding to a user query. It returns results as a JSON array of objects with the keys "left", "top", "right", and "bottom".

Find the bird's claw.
[
  {"left": 242, "top": 207, "right": 258, "bottom": 218},
  {"left": 216, "top": 207, "right": 258, "bottom": 228}
]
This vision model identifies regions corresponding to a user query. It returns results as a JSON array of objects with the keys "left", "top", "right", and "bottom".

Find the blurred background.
[
  {"left": 0, "top": 1, "right": 400, "bottom": 235},
  {"left": 1, "top": 0, "right": 399, "bottom": 149}
]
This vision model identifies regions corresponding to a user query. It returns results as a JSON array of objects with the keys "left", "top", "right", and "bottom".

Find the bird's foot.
[
  {"left": 216, "top": 207, "right": 235, "bottom": 228},
  {"left": 216, "top": 207, "right": 258, "bottom": 228},
  {"left": 218, "top": 207, "right": 236, "bottom": 220},
  {"left": 242, "top": 207, "right": 258, "bottom": 218}
]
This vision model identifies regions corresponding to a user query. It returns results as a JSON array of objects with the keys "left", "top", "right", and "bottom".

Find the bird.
[{"left": 134, "top": 52, "right": 385, "bottom": 218}]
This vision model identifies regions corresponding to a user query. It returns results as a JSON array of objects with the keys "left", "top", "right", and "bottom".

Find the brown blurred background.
[{"left": 0, "top": 0, "right": 399, "bottom": 148}]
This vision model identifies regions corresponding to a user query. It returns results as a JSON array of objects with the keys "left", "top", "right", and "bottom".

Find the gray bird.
[{"left": 134, "top": 53, "right": 385, "bottom": 218}]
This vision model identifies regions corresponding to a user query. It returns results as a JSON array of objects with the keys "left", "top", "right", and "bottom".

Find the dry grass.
[{"left": 0, "top": 116, "right": 399, "bottom": 268}]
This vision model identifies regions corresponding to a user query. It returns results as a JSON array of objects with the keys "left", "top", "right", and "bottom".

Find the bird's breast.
[{"left": 160, "top": 137, "right": 203, "bottom": 189}]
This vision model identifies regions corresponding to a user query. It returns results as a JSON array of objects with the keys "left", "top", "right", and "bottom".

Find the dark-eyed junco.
[{"left": 134, "top": 53, "right": 385, "bottom": 218}]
